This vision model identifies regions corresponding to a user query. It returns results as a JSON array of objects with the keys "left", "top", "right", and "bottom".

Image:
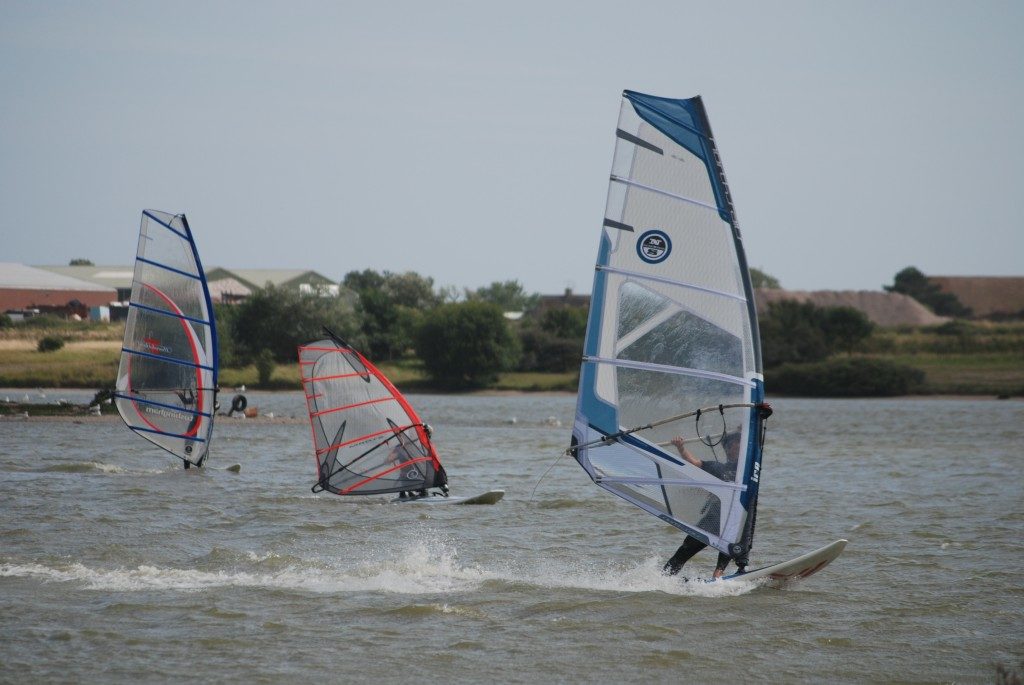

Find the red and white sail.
[
  {"left": 114, "top": 210, "right": 218, "bottom": 467},
  {"left": 299, "top": 334, "right": 444, "bottom": 495}
]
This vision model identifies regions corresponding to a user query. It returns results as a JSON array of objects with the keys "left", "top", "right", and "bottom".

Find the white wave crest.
[
  {"left": 494, "top": 556, "right": 758, "bottom": 598},
  {"left": 0, "top": 536, "right": 494, "bottom": 596},
  {"left": 1, "top": 545, "right": 753, "bottom": 599}
]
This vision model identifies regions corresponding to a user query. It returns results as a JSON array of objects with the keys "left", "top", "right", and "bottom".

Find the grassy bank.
[
  {"left": 882, "top": 352, "right": 1024, "bottom": 396},
  {"left": 0, "top": 341, "right": 121, "bottom": 388},
  {"left": 0, "top": 323, "right": 1020, "bottom": 396},
  {"left": 0, "top": 320, "right": 124, "bottom": 343},
  {"left": 0, "top": 344, "right": 581, "bottom": 394},
  {"left": 221, "top": 361, "right": 578, "bottom": 393}
]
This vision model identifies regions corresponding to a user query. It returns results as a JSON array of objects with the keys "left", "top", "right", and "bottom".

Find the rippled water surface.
[{"left": 1, "top": 391, "right": 1022, "bottom": 683}]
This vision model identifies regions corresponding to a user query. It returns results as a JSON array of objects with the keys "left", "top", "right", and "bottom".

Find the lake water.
[{"left": 1, "top": 391, "right": 1021, "bottom": 683}]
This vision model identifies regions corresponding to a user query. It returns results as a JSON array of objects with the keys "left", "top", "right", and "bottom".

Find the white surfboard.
[
  {"left": 391, "top": 489, "right": 505, "bottom": 505},
  {"left": 713, "top": 539, "right": 847, "bottom": 588}
]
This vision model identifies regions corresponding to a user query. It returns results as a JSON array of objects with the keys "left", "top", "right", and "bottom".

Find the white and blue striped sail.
[
  {"left": 570, "top": 91, "right": 768, "bottom": 561},
  {"left": 115, "top": 210, "right": 218, "bottom": 467}
]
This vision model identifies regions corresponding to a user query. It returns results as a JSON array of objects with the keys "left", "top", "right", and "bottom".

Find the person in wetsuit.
[
  {"left": 662, "top": 430, "right": 743, "bottom": 579},
  {"left": 398, "top": 424, "right": 449, "bottom": 499}
]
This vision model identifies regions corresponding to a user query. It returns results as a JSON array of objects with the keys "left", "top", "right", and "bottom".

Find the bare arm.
[{"left": 670, "top": 436, "right": 702, "bottom": 467}]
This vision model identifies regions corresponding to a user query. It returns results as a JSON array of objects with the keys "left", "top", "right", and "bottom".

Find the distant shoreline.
[
  {"left": 4, "top": 322, "right": 1023, "bottom": 397},
  {"left": 2, "top": 393, "right": 1019, "bottom": 424}
]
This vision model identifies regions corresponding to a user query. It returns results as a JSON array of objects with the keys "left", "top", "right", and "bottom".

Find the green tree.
[
  {"left": 342, "top": 269, "right": 387, "bottom": 294},
  {"left": 254, "top": 349, "right": 275, "bottom": 387},
  {"left": 415, "top": 302, "right": 520, "bottom": 388},
  {"left": 213, "top": 303, "right": 241, "bottom": 367},
  {"left": 385, "top": 271, "right": 442, "bottom": 309},
  {"left": 466, "top": 280, "right": 539, "bottom": 312},
  {"left": 517, "top": 328, "right": 582, "bottom": 372},
  {"left": 750, "top": 268, "right": 781, "bottom": 289},
  {"left": 513, "top": 305, "right": 587, "bottom": 373},
  {"left": 820, "top": 306, "right": 874, "bottom": 355},
  {"left": 760, "top": 301, "right": 880, "bottom": 365},
  {"left": 37, "top": 335, "right": 65, "bottom": 352},
  {"left": 436, "top": 284, "right": 461, "bottom": 304},
  {"left": 759, "top": 300, "right": 829, "bottom": 367},
  {"left": 539, "top": 306, "right": 588, "bottom": 339},
  {"left": 884, "top": 266, "right": 972, "bottom": 317},
  {"left": 343, "top": 269, "right": 442, "bottom": 360},
  {"left": 357, "top": 288, "right": 405, "bottom": 359},
  {"left": 229, "top": 283, "right": 359, "bottom": 363},
  {"left": 69, "top": 258, "right": 94, "bottom": 266}
]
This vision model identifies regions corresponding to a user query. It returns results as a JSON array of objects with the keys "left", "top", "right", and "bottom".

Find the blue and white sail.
[
  {"left": 570, "top": 91, "right": 769, "bottom": 561},
  {"left": 115, "top": 210, "right": 218, "bottom": 467}
]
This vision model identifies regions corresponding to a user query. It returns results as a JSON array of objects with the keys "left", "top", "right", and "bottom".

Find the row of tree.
[
  {"left": 213, "top": 264, "right": 985, "bottom": 391},
  {"left": 216, "top": 266, "right": 896, "bottom": 389},
  {"left": 214, "top": 270, "right": 581, "bottom": 388},
  {"left": 760, "top": 301, "right": 874, "bottom": 367}
]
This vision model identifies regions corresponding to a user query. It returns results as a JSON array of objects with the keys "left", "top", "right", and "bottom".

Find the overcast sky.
[{"left": 1, "top": 1, "right": 1021, "bottom": 296}]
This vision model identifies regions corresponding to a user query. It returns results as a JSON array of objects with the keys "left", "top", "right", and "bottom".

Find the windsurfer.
[
  {"left": 388, "top": 443, "right": 419, "bottom": 499},
  {"left": 662, "top": 431, "right": 744, "bottom": 579},
  {"left": 397, "top": 424, "right": 449, "bottom": 499},
  {"left": 423, "top": 424, "right": 449, "bottom": 497}
]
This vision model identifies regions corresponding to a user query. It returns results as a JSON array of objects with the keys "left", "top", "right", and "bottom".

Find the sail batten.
[
  {"left": 303, "top": 372, "right": 364, "bottom": 384},
  {"left": 615, "top": 129, "right": 663, "bottom": 154},
  {"left": 310, "top": 396, "right": 396, "bottom": 419},
  {"left": 583, "top": 356, "right": 755, "bottom": 387},
  {"left": 115, "top": 210, "right": 218, "bottom": 467},
  {"left": 595, "top": 265, "right": 748, "bottom": 302},
  {"left": 339, "top": 456, "right": 436, "bottom": 495},
  {"left": 128, "top": 301, "right": 213, "bottom": 326},
  {"left": 136, "top": 256, "right": 203, "bottom": 280},
  {"left": 610, "top": 175, "right": 721, "bottom": 212},
  {"left": 120, "top": 347, "right": 215, "bottom": 371},
  {"left": 315, "top": 424, "right": 421, "bottom": 457},
  {"left": 571, "top": 92, "right": 767, "bottom": 560},
  {"left": 596, "top": 476, "right": 747, "bottom": 491},
  {"left": 142, "top": 209, "right": 192, "bottom": 237}
]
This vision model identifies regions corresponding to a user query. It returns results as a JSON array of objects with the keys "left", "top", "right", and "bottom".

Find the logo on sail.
[
  {"left": 636, "top": 230, "right": 671, "bottom": 264},
  {"left": 142, "top": 337, "right": 172, "bottom": 354}
]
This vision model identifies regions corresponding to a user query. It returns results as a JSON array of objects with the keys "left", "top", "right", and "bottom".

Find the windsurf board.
[
  {"left": 712, "top": 539, "right": 847, "bottom": 588},
  {"left": 391, "top": 489, "right": 504, "bottom": 505}
]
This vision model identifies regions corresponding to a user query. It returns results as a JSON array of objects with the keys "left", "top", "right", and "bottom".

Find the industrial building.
[{"left": 0, "top": 262, "right": 117, "bottom": 318}]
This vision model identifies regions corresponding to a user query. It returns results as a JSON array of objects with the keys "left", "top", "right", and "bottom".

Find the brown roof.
[
  {"left": 929, "top": 276, "right": 1024, "bottom": 317},
  {"left": 755, "top": 289, "right": 948, "bottom": 327},
  {"left": 0, "top": 263, "right": 118, "bottom": 312}
]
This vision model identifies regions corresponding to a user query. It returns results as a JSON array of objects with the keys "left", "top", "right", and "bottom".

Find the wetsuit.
[
  {"left": 400, "top": 460, "right": 448, "bottom": 499},
  {"left": 663, "top": 459, "right": 736, "bottom": 576},
  {"left": 433, "top": 464, "right": 449, "bottom": 495}
]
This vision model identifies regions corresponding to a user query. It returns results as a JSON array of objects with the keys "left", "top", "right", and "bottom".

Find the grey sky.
[{"left": 1, "top": 1, "right": 1021, "bottom": 296}]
